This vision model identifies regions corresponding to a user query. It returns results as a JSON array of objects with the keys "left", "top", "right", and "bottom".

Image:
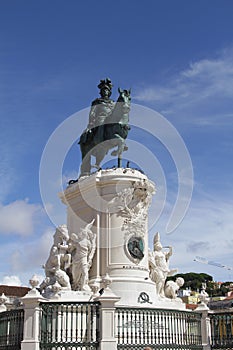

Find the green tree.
[{"left": 167, "top": 272, "right": 213, "bottom": 291}]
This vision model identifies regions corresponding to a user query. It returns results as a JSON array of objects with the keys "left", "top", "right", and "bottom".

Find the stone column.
[
  {"left": 0, "top": 293, "right": 8, "bottom": 312},
  {"left": 21, "top": 288, "right": 45, "bottom": 350},
  {"left": 195, "top": 303, "right": 211, "bottom": 350},
  {"left": 94, "top": 275, "right": 121, "bottom": 350}
]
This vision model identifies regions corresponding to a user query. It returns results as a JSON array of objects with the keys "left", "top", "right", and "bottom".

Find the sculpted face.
[
  {"left": 79, "top": 230, "right": 87, "bottom": 240},
  {"left": 56, "top": 225, "right": 69, "bottom": 241},
  {"left": 100, "top": 88, "right": 111, "bottom": 99},
  {"left": 176, "top": 277, "right": 184, "bottom": 287}
]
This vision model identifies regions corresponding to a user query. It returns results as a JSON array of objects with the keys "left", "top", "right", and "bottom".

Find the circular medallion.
[{"left": 127, "top": 236, "right": 144, "bottom": 260}]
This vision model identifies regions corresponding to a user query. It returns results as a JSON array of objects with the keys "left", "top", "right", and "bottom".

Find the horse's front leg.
[{"left": 111, "top": 136, "right": 126, "bottom": 157}]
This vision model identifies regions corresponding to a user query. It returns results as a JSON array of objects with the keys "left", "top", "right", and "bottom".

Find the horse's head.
[
  {"left": 106, "top": 87, "right": 131, "bottom": 125},
  {"left": 116, "top": 88, "right": 131, "bottom": 117},
  {"left": 117, "top": 87, "right": 131, "bottom": 104}
]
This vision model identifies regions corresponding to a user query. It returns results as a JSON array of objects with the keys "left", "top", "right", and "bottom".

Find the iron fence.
[
  {"left": 0, "top": 308, "right": 24, "bottom": 350},
  {"left": 210, "top": 311, "right": 233, "bottom": 349},
  {"left": 40, "top": 301, "right": 100, "bottom": 350},
  {"left": 116, "top": 307, "right": 202, "bottom": 350}
]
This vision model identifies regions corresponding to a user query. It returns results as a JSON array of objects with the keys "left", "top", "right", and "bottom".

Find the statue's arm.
[
  {"left": 67, "top": 240, "right": 76, "bottom": 254},
  {"left": 166, "top": 246, "right": 173, "bottom": 261},
  {"left": 87, "top": 237, "right": 96, "bottom": 269}
]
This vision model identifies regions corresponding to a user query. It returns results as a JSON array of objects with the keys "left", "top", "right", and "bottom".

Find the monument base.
[
  {"left": 110, "top": 278, "right": 186, "bottom": 310},
  {"left": 58, "top": 168, "right": 186, "bottom": 310}
]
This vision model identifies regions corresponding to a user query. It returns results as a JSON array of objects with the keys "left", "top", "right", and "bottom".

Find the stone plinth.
[
  {"left": 59, "top": 168, "right": 186, "bottom": 310},
  {"left": 21, "top": 288, "right": 46, "bottom": 350},
  {"left": 60, "top": 168, "right": 157, "bottom": 305}
]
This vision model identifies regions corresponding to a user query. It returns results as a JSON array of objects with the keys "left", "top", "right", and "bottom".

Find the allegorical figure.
[
  {"left": 149, "top": 232, "right": 175, "bottom": 298},
  {"left": 69, "top": 220, "right": 96, "bottom": 291},
  {"left": 164, "top": 277, "right": 184, "bottom": 299},
  {"left": 52, "top": 224, "right": 71, "bottom": 271},
  {"left": 41, "top": 245, "right": 71, "bottom": 292},
  {"left": 40, "top": 225, "right": 71, "bottom": 295}
]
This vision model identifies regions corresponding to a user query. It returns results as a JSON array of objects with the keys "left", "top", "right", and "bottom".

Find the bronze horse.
[{"left": 79, "top": 88, "right": 131, "bottom": 176}]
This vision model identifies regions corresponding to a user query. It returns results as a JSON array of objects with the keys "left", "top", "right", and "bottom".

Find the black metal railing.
[
  {"left": 0, "top": 309, "right": 24, "bottom": 350},
  {"left": 210, "top": 311, "right": 233, "bottom": 349},
  {"left": 116, "top": 307, "right": 202, "bottom": 350},
  {"left": 40, "top": 301, "right": 100, "bottom": 350}
]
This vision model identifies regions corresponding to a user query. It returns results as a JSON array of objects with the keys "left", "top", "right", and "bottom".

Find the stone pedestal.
[
  {"left": 94, "top": 285, "right": 121, "bottom": 350},
  {"left": 59, "top": 168, "right": 186, "bottom": 310},
  {"left": 60, "top": 168, "right": 158, "bottom": 306},
  {"left": 21, "top": 288, "right": 46, "bottom": 350},
  {"left": 196, "top": 305, "right": 211, "bottom": 350}
]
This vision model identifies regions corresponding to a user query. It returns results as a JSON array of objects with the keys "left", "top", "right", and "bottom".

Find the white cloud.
[
  {"left": 9, "top": 227, "right": 54, "bottom": 274},
  {"left": 10, "top": 250, "right": 24, "bottom": 273},
  {"left": 0, "top": 199, "right": 43, "bottom": 236},
  {"left": 0, "top": 275, "right": 22, "bottom": 286},
  {"left": 27, "top": 228, "right": 54, "bottom": 268},
  {"left": 134, "top": 47, "right": 233, "bottom": 127},
  {"left": 137, "top": 50, "right": 233, "bottom": 101}
]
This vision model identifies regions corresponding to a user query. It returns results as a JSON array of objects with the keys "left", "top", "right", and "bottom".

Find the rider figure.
[
  {"left": 78, "top": 78, "right": 130, "bottom": 177},
  {"left": 87, "top": 78, "right": 115, "bottom": 144}
]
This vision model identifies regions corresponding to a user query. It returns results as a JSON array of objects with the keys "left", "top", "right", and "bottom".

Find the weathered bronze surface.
[
  {"left": 79, "top": 78, "right": 131, "bottom": 176},
  {"left": 127, "top": 236, "right": 144, "bottom": 260}
]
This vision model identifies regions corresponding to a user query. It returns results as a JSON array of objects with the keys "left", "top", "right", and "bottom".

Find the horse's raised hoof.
[
  {"left": 92, "top": 164, "right": 101, "bottom": 171},
  {"left": 123, "top": 145, "right": 128, "bottom": 151}
]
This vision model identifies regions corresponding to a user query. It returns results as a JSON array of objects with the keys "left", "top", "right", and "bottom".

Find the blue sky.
[{"left": 0, "top": 0, "right": 233, "bottom": 286}]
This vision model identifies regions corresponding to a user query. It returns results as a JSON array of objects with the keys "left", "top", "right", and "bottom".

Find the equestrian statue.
[{"left": 79, "top": 78, "right": 131, "bottom": 176}]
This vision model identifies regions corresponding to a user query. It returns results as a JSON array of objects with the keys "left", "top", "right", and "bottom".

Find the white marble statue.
[
  {"left": 69, "top": 219, "right": 96, "bottom": 291},
  {"left": 165, "top": 277, "right": 184, "bottom": 299},
  {"left": 53, "top": 224, "right": 69, "bottom": 245},
  {"left": 40, "top": 225, "right": 71, "bottom": 295},
  {"left": 40, "top": 251, "right": 71, "bottom": 295},
  {"left": 199, "top": 282, "right": 210, "bottom": 305},
  {"left": 53, "top": 224, "right": 71, "bottom": 270},
  {"left": 0, "top": 293, "right": 8, "bottom": 312},
  {"left": 44, "top": 245, "right": 60, "bottom": 277},
  {"left": 149, "top": 232, "right": 176, "bottom": 298},
  {"left": 44, "top": 225, "right": 71, "bottom": 277}
]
